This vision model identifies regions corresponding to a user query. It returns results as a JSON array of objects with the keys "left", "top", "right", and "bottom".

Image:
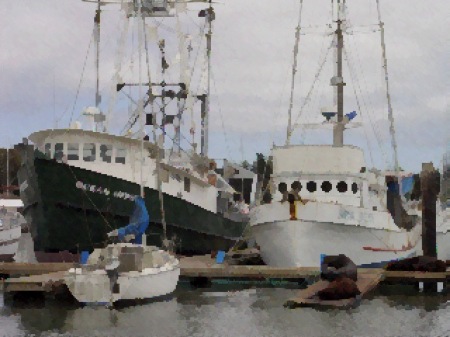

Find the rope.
[
  {"left": 68, "top": 31, "right": 95, "bottom": 127},
  {"left": 210, "top": 68, "right": 233, "bottom": 161},
  {"left": 286, "top": 0, "right": 304, "bottom": 144},
  {"left": 289, "top": 37, "right": 334, "bottom": 142},
  {"left": 376, "top": 0, "right": 400, "bottom": 172},
  {"left": 343, "top": 47, "right": 375, "bottom": 167}
]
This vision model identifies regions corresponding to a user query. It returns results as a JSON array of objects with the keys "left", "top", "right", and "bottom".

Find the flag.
[{"left": 345, "top": 111, "right": 357, "bottom": 121}]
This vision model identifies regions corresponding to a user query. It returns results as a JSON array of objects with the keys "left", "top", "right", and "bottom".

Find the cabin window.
[
  {"left": 116, "top": 147, "right": 126, "bottom": 164},
  {"left": 161, "top": 169, "right": 169, "bottom": 183},
  {"left": 306, "top": 181, "right": 317, "bottom": 192},
  {"left": 67, "top": 143, "right": 79, "bottom": 160},
  {"left": 184, "top": 177, "right": 191, "bottom": 192},
  {"left": 83, "top": 143, "right": 96, "bottom": 162},
  {"left": 321, "top": 181, "right": 332, "bottom": 193},
  {"left": 54, "top": 143, "right": 64, "bottom": 161},
  {"left": 337, "top": 181, "right": 348, "bottom": 193},
  {"left": 352, "top": 182, "right": 358, "bottom": 194},
  {"left": 44, "top": 143, "right": 51, "bottom": 157},
  {"left": 100, "top": 144, "right": 112, "bottom": 163}
]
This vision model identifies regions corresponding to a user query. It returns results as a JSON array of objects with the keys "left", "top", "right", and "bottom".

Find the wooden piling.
[{"left": 420, "top": 162, "right": 441, "bottom": 292}]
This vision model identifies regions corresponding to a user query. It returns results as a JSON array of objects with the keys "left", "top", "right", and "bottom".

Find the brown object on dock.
[{"left": 285, "top": 269, "right": 384, "bottom": 309}]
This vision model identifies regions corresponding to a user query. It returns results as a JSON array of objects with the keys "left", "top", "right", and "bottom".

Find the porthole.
[
  {"left": 306, "top": 181, "right": 317, "bottom": 192},
  {"left": 278, "top": 182, "right": 288, "bottom": 193},
  {"left": 337, "top": 181, "right": 348, "bottom": 193},
  {"left": 291, "top": 181, "right": 302, "bottom": 191},
  {"left": 321, "top": 181, "right": 332, "bottom": 193},
  {"left": 352, "top": 182, "right": 358, "bottom": 194}
]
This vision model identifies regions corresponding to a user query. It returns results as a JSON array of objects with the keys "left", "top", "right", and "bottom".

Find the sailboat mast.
[
  {"left": 95, "top": 1, "right": 101, "bottom": 109},
  {"left": 137, "top": 0, "right": 145, "bottom": 198},
  {"left": 332, "top": 0, "right": 345, "bottom": 147},
  {"left": 6, "top": 148, "right": 9, "bottom": 197}
]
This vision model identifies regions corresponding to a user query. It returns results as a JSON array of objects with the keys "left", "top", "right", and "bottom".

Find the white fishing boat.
[{"left": 250, "top": 0, "right": 421, "bottom": 267}]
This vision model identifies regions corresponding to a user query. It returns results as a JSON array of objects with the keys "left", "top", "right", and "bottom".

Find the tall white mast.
[
  {"left": 376, "top": 0, "right": 399, "bottom": 172},
  {"left": 285, "top": 0, "right": 304, "bottom": 145}
]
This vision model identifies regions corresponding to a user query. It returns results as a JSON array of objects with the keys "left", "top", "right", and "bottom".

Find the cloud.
[{"left": 0, "top": 0, "right": 448, "bottom": 173}]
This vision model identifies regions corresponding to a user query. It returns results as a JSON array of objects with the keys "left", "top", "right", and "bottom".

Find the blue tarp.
[
  {"left": 117, "top": 196, "right": 150, "bottom": 244},
  {"left": 345, "top": 111, "right": 357, "bottom": 121},
  {"left": 401, "top": 176, "right": 415, "bottom": 196}
]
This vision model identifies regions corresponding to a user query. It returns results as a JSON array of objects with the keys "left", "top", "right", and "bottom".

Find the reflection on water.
[{"left": 1, "top": 284, "right": 450, "bottom": 337}]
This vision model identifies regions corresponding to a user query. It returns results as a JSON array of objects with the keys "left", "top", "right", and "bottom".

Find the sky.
[{"left": 0, "top": 0, "right": 448, "bottom": 173}]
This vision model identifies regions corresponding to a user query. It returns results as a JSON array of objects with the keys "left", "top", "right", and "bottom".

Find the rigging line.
[
  {"left": 344, "top": 44, "right": 387, "bottom": 166},
  {"left": 343, "top": 47, "right": 375, "bottom": 167},
  {"left": 210, "top": 67, "right": 232, "bottom": 161},
  {"left": 345, "top": 39, "right": 389, "bottom": 168},
  {"left": 290, "top": 37, "right": 334, "bottom": 140},
  {"left": 68, "top": 31, "right": 95, "bottom": 127},
  {"left": 105, "top": 12, "right": 131, "bottom": 131},
  {"left": 342, "top": 6, "right": 388, "bottom": 161},
  {"left": 286, "top": 0, "right": 304, "bottom": 145},
  {"left": 376, "top": 0, "right": 399, "bottom": 172},
  {"left": 66, "top": 164, "right": 113, "bottom": 231}
]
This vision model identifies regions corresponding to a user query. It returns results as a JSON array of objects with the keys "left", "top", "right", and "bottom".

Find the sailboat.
[
  {"left": 0, "top": 148, "right": 26, "bottom": 262},
  {"left": 16, "top": 0, "right": 247, "bottom": 257},
  {"left": 64, "top": 197, "right": 180, "bottom": 304},
  {"left": 250, "top": 0, "right": 421, "bottom": 267}
]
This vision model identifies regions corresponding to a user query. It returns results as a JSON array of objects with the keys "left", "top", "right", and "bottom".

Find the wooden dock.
[
  {"left": 0, "top": 262, "right": 74, "bottom": 276},
  {"left": 1, "top": 256, "right": 450, "bottom": 310},
  {"left": 285, "top": 269, "right": 384, "bottom": 309}
]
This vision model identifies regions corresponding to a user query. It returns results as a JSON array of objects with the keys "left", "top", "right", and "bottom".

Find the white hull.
[
  {"left": 251, "top": 202, "right": 421, "bottom": 267},
  {"left": 65, "top": 266, "right": 180, "bottom": 304},
  {"left": 0, "top": 225, "right": 21, "bottom": 256}
]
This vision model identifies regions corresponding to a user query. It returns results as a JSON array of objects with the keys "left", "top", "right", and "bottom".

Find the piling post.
[{"left": 420, "top": 162, "right": 440, "bottom": 292}]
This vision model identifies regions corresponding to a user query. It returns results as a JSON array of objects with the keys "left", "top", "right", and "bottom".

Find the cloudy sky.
[{"left": 1, "top": 0, "right": 448, "bottom": 172}]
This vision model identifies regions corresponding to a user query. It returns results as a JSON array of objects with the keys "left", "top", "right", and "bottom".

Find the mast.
[
  {"left": 376, "top": 0, "right": 399, "bottom": 172},
  {"left": 285, "top": 0, "right": 303, "bottom": 145},
  {"left": 332, "top": 0, "right": 345, "bottom": 147},
  {"left": 200, "top": 0, "right": 214, "bottom": 157},
  {"left": 137, "top": 0, "right": 145, "bottom": 199},
  {"left": 6, "top": 148, "right": 9, "bottom": 197}
]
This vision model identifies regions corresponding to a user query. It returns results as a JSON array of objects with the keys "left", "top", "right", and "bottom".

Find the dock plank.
[
  {"left": 3, "top": 271, "right": 66, "bottom": 293},
  {"left": 0, "top": 263, "right": 74, "bottom": 276}
]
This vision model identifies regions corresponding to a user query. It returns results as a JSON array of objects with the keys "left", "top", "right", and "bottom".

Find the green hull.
[{"left": 18, "top": 154, "right": 247, "bottom": 254}]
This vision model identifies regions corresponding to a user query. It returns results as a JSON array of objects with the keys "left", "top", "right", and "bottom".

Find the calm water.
[{"left": 1, "top": 283, "right": 450, "bottom": 337}]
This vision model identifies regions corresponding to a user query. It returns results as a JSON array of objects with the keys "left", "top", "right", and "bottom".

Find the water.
[{"left": 1, "top": 283, "right": 450, "bottom": 337}]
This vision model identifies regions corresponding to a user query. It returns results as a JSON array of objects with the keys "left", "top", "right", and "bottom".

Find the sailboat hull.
[
  {"left": 18, "top": 156, "right": 246, "bottom": 255},
  {"left": 64, "top": 267, "right": 180, "bottom": 304}
]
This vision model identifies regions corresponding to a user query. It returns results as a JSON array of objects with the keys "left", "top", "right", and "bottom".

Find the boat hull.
[
  {"left": 251, "top": 202, "right": 421, "bottom": 267},
  {"left": 18, "top": 155, "right": 246, "bottom": 255},
  {"left": 0, "top": 225, "right": 21, "bottom": 261},
  {"left": 64, "top": 267, "right": 180, "bottom": 304}
]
